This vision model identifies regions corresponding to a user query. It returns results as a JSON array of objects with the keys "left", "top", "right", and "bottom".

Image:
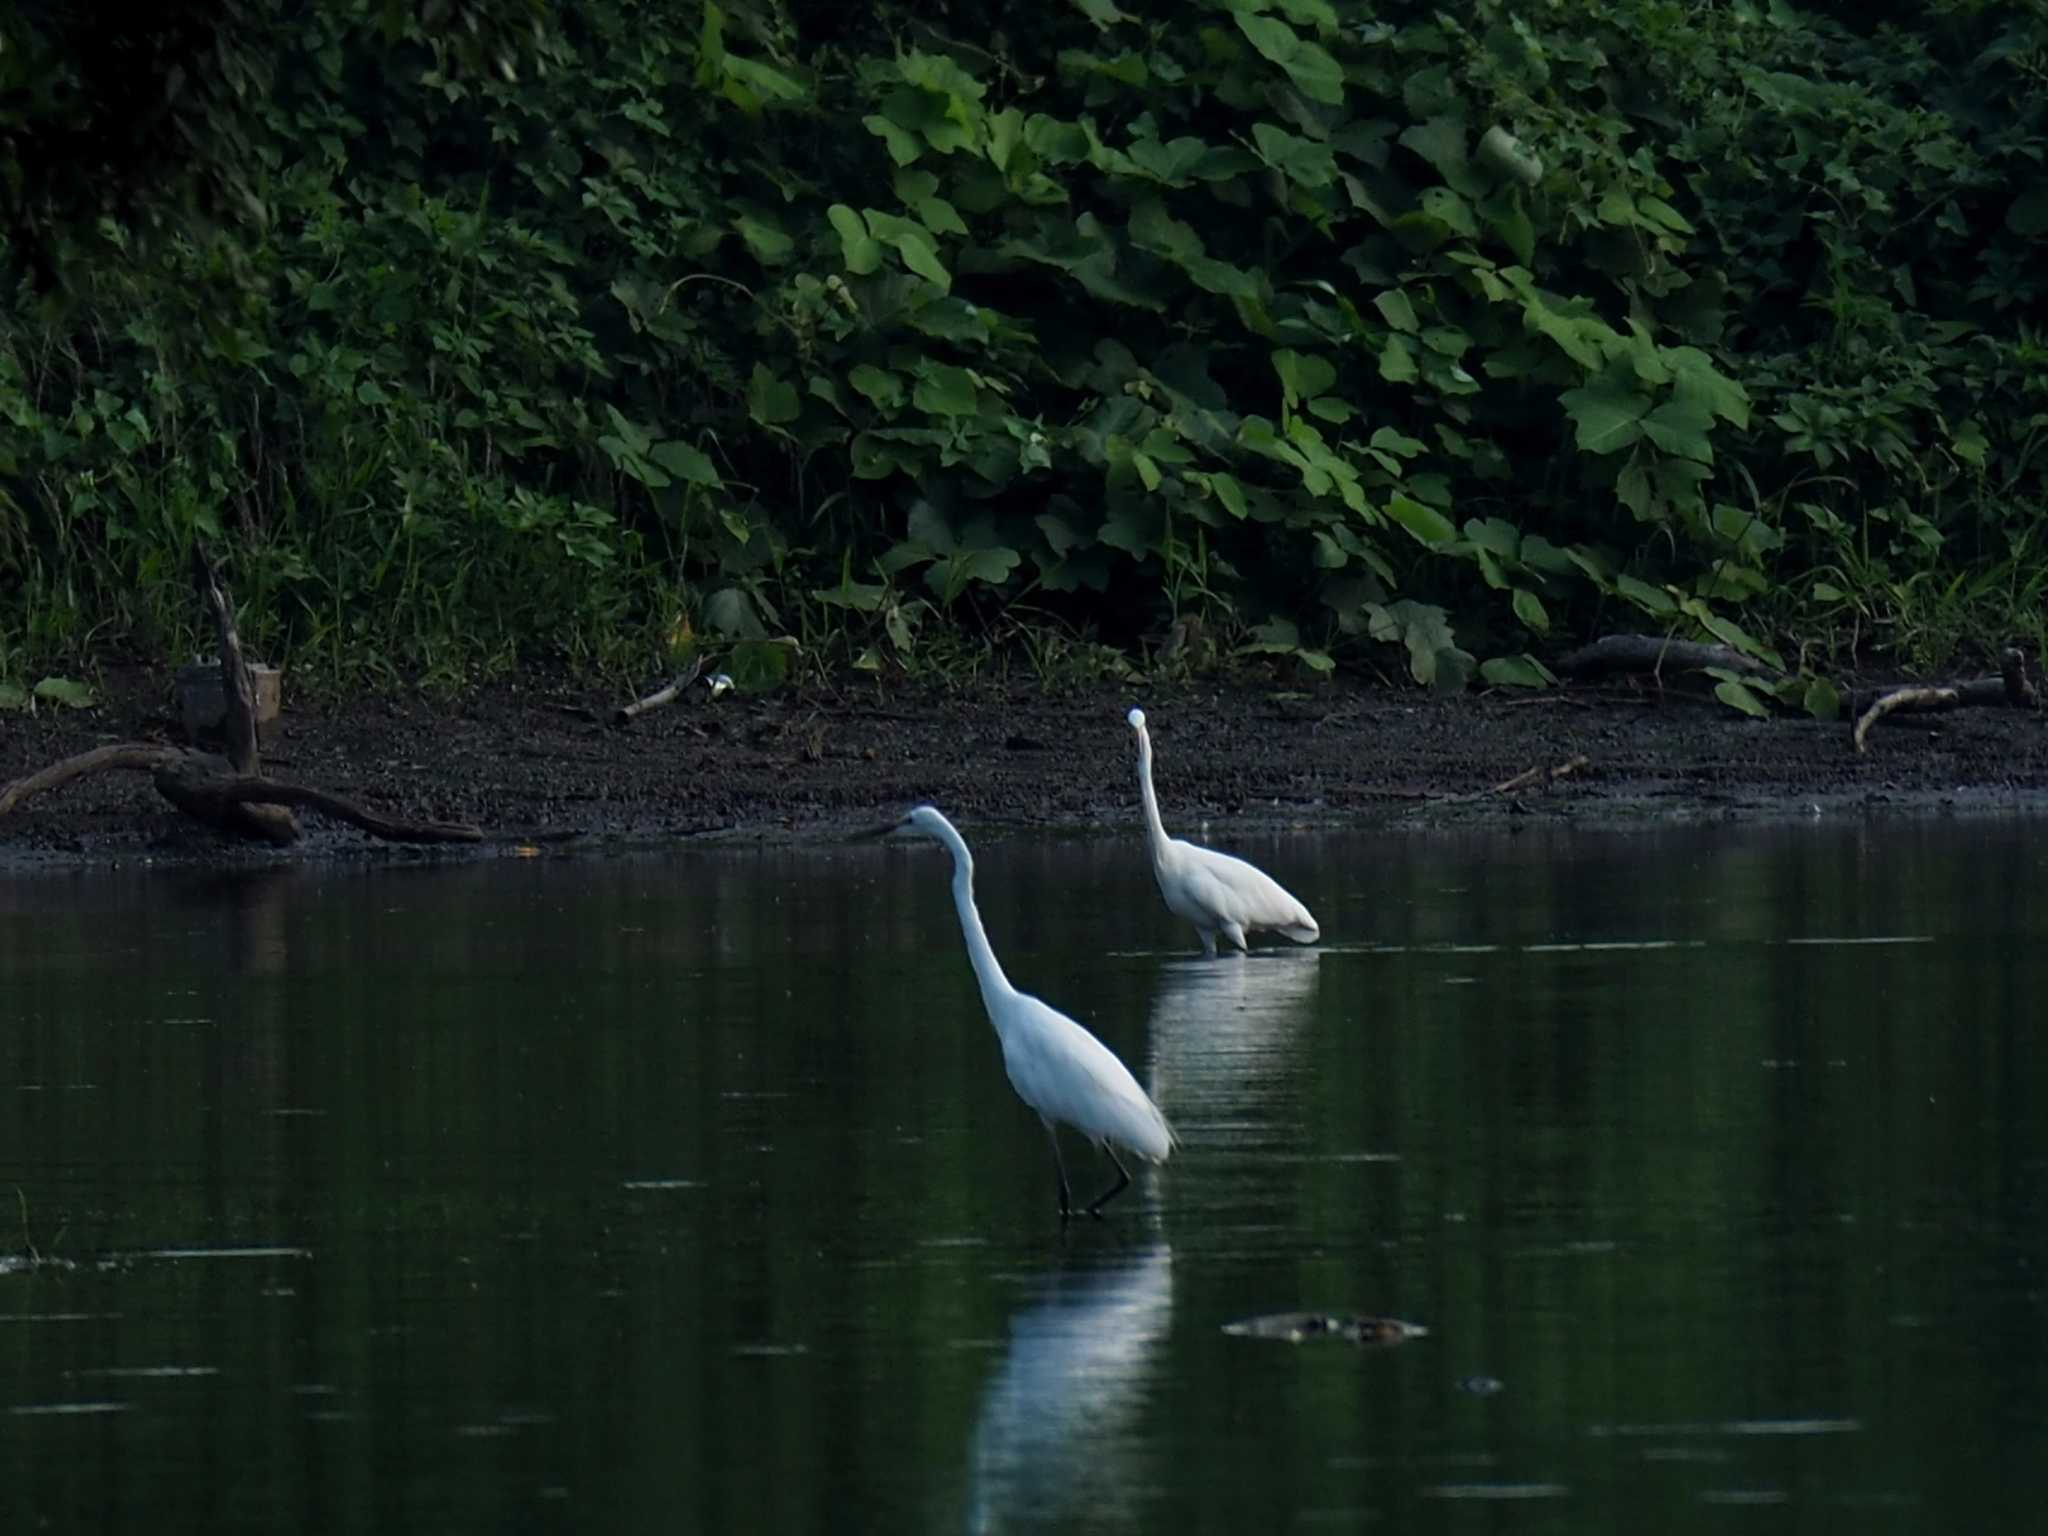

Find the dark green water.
[{"left": 3, "top": 819, "right": 2045, "bottom": 1532}]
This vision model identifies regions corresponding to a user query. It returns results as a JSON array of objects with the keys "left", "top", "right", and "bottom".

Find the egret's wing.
[
  {"left": 1003, "top": 995, "right": 1176, "bottom": 1162},
  {"left": 1178, "top": 843, "right": 1319, "bottom": 939}
]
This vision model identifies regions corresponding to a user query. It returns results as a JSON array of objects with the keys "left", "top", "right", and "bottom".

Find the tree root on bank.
[
  {"left": 1560, "top": 634, "right": 2041, "bottom": 756},
  {"left": 0, "top": 547, "right": 484, "bottom": 846}
]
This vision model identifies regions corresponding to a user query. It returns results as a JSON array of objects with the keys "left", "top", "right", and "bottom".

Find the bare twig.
[
  {"left": 1490, "top": 754, "right": 1591, "bottom": 795},
  {"left": 613, "top": 655, "right": 706, "bottom": 726},
  {"left": 1849, "top": 648, "right": 2038, "bottom": 753}
]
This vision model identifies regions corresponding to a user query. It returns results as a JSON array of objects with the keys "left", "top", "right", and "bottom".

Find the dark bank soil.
[{"left": 4, "top": 662, "right": 2047, "bottom": 868}]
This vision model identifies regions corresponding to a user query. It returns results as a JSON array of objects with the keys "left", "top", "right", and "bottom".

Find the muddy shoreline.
[{"left": 4, "top": 663, "right": 2047, "bottom": 870}]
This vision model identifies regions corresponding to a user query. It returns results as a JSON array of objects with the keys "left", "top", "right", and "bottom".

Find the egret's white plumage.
[
  {"left": 893, "top": 804, "right": 1175, "bottom": 1218},
  {"left": 1127, "top": 707, "right": 1320, "bottom": 958}
]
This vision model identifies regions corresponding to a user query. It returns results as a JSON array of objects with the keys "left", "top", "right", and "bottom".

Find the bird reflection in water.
[
  {"left": 1146, "top": 949, "right": 1322, "bottom": 1154},
  {"left": 964, "top": 1243, "right": 1174, "bottom": 1533}
]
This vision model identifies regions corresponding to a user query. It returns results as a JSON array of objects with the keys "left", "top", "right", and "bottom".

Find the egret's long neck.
[
  {"left": 1135, "top": 729, "right": 1172, "bottom": 862},
  {"left": 938, "top": 824, "right": 1015, "bottom": 1016}
]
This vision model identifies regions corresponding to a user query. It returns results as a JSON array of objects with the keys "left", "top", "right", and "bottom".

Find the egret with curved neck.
[
  {"left": 1127, "top": 707, "right": 1320, "bottom": 958},
  {"left": 886, "top": 804, "right": 1175, "bottom": 1220}
]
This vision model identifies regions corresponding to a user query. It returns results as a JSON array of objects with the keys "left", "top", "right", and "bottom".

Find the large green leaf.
[
  {"left": 1273, "top": 349, "right": 1337, "bottom": 406},
  {"left": 911, "top": 364, "right": 980, "bottom": 416},
  {"left": 926, "top": 546, "right": 1021, "bottom": 600},
  {"left": 1481, "top": 655, "right": 1554, "bottom": 689},
  {"left": 1250, "top": 123, "right": 1336, "bottom": 187},
  {"left": 32, "top": 676, "right": 95, "bottom": 709},
  {"left": 1235, "top": 14, "right": 1345, "bottom": 105},
  {"left": 1642, "top": 395, "right": 1715, "bottom": 463},
  {"left": 729, "top": 638, "right": 796, "bottom": 692},
  {"left": 747, "top": 365, "right": 801, "bottom": 427},
  {"left": 1386, "top": 494, "right": 1456, "bottom": 546},
  {"left": 649, "top": 440, "right": 722, "bottom": 487},
  {"left": 1560, "top": 382, "right": 1650, "bottom": 454}
]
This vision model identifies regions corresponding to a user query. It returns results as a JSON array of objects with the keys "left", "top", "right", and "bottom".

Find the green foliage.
[
  {"left": 2, "top": 0, "right": 2045, "bottom": 686},
  {"left": 0, "top": 674, "right": 95, "bottom": 712}
]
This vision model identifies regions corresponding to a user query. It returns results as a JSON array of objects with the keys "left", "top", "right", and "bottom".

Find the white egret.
[
  {"left": 1127, "top": 707, "right": 1320, "bottom": 958},
  {"left": 880, "top": 804, "right": 1176, "bottom": 1219}
]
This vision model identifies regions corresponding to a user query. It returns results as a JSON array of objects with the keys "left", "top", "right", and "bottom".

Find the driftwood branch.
[
  {"left": 193, "top": 543, "right": 259, "bottom": 775},
  {"left": 3, "top": 550, "right": 487, "bottom": 847},
  {"left": 0, "top": 745, "right": 483, "bottom": 845},
  {"left": 613, "top": 654, "right": 705, "bottom": 726},
  {"left": 190, "top": 543, "right": 298, "bottom": 841},
  {"left": 0, "top": 745, "right": 180, "bottom": 816},
  {"left": 1555, "top": 634, "right": 1782, "bottom": 682},
  {"left": 211, "top": 778, "right": 483, "bottom": 843},
  {"left": 1852, "top": 688, "right": 1959, "bottom": 754},
  {"left": 1850, "top": 648, "right": 2039, "bottom": 754}
]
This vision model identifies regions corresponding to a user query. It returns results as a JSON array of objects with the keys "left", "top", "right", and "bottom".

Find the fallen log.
[
  {"left": 1555, "top": 634, "right": 1782, "bottom": 682},
  {"left": 0, "top": 745, "right": 483, "bottom": 844}
]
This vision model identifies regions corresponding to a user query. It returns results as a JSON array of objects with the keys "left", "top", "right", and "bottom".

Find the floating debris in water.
[
  {"left": 0, "top": 1254, "right": 79, "bottom": 1277},
  {"left": 1423, "top": 1482, "right": 1569, "bottom": 1501},
  {"left": 1589, "top": 1416, "right": 1861, "bottom": 1439},
  {"left": 1455, "top": 1375, "right": 1505, "bottom": 1396},
  {"left": 1222, "top": 1311, "right": 1428, "bottom": 1346},
  {"left": 70, "top": 1365, "right": 219, "bottom": 1380},
  {"left": 1720, "top": 1417, "right": 1862, "bottom": 1437}
]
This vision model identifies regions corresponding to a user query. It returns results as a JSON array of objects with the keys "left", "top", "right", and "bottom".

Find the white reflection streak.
[
  {"left": 1146, "top": 950, "right": 1321, "bottom": 1140},
  {"left": 965, "top": 1244, "right": 1174, "bottom": 1533}
]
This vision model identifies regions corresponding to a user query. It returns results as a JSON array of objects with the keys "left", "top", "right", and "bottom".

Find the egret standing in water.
[
  {"left": 1127, "top": 708, "right": 1320, "bottom": 958},
  {"left": 879, "top": 805, "right": 1176, "bottom": 1220}
]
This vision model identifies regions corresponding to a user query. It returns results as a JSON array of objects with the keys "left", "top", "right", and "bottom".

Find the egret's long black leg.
[
  {"left": 1084, "top": 1145, "right": 1133, "bottom": 1219},
  {"left": 1043, "top": 1119, "right": 1074, "bottom": 1221}
]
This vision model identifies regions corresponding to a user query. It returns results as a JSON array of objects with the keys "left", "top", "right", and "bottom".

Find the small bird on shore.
[
  {"left": 876, "top": 804, "right": 1175, "bottom": 1220},
  {"left": 1126, "top": 707, "right": 1320, "bottom": 958}
]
